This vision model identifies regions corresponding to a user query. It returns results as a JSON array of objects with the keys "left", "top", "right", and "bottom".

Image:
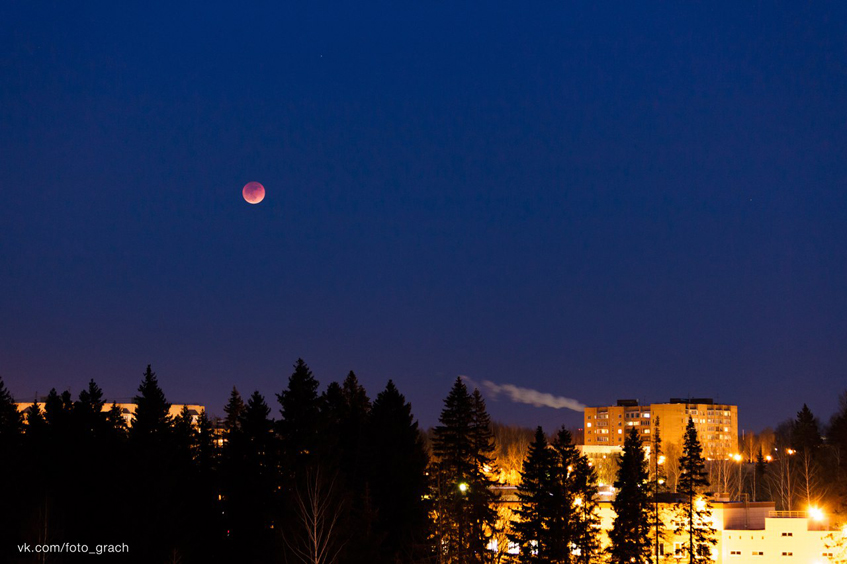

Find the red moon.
[{"left": 242, "top": 181, "right": 265, "bottom": 204}]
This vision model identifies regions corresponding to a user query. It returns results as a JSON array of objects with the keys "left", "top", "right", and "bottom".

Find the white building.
[
  {"left": 594, "top": 501, "right": 844, "bottom": 563},
  {"left": 493, "top": 488, "right": 846, "bottom": 563}
]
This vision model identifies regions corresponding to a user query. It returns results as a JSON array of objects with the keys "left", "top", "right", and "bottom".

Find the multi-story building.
[
  {"left": 583, "top": 398, "right": 738, "bottom": 457},
  {"left": 491, "top": 488, "right": 845, "bottom": 563},
  {"left": 15, "top": 402, "right": 205, "bottom": 427}
]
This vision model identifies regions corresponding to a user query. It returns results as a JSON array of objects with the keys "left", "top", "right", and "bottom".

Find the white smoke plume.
[{"left": 461, "top": 376, "right": 586, "bottom": 412}]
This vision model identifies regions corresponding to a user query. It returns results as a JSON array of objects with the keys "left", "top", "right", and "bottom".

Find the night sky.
[{"left": 2, "top": 2, "right": 845, "bottom": 433}]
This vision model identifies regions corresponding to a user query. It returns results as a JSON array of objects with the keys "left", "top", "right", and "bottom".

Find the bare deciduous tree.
[
  {"left": 797, "top": 450, "right": 826, "bottom": 508},
  {"left": 284, "top": 468, "right": 348, "bottom": 564},
  {"left": 765, "top": 452, "right": 795, "bottom": 511},
  {"left": 664, "top": 442, "right": 682, "bottom": 493}
]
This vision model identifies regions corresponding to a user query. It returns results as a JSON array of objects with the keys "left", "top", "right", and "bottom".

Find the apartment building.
[{"left": 583, "top": 398, "right": 738, "bottom": 457}]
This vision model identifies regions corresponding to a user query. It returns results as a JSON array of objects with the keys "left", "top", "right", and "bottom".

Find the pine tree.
[
  {"left": 510, "top": 426, "right": 554, "bottom": 563},
  {"left": 366, "top": 380, "right": 431, "bottom": 563},
  {"left": 432, "top": 377, "right": 498, "bottom": 564},
  {"left": 608, "top": 427, "right": 652, "bottom": 564},
  {"left": 673, "top": 418, "right": 716, "bottom": 564}
]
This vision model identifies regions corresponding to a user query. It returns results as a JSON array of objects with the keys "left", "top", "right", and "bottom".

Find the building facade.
[
  {"left": 16, "top": 402, "right": 205, "bottom": 427},
  {"left": 583, "top": 398, "right": 738, "bottom": 457},
  {"left": 492, "top": 487, "right": 844, "bottom": 563}
]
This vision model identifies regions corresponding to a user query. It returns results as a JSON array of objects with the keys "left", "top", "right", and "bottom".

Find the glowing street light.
[
  {"left": 809, "top": 507, "right": 825, "bottom": 522},
  {"left": 458, "top": 482, "right": 469, "bottom": 493}
]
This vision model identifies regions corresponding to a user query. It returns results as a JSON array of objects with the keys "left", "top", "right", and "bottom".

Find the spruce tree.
[
  {"left": 432, "top": 377, "right": 498, "bottom": 564},
  {"left": 43, "top": 388, "right": 66, "bottom": 427},
  {"left": 571, "top": 450, "right": 601, "bottom": 564},
  {"left": 754, "top": 447, "right": 767, "bottom": 502},
  {"left": 468, "top": 389, "right": 499, "bottom": 555},
  {"left": 792, "top": 404, "right": 823, "bottom": 507},
  {"left": 174, "top": 405, "right": 196, "bottom": 453},
  {"left": 128, "top": 365, "right": 176, "bottom": 563},
  {"left": 548, "top": 427, "right": 580, "bottom": 562},
  {"left": 130, "top": 364, "right": 172, "bottom": 439},
  {"left": 510, "top": 426, "right": 554, "bottom": 563},
  {"left": 223, "top": 391, "right": 277, "bottom": 563},
  {"left": 319, "top": 372, "right": 377, "bottom": 564},
  {"left": 340, "top": 371, "right": 371, "bottom": 484},
  {"left": 277, "top": 358, "right": 321, "bottom": 473},
  {"left": 366, "top": 380, "right": 431, "bottom": 563},
  {"left": 106, "top": 402, "right": 128, "bottom": 437},
  {"left": 0, "top": 376, "right": 21, "bottom": 437},
  {"left": 673, "top": 418, "right": 716, "bottom": 564},
  {"left": 196, "top": 409, "right": 217, "bottom": 470},
  {"left": 792, "top": 404, "right": 822, "bottom": 453},
  {"left": 650, "top": 417, "right": 666, "bottom": 564},
  {"left": 75, "top": 379, "right": 106, "bottom": 435},
  {"left": 0, "top": 377, "right": 23, "bottom": 560},
  {"left": 319, "top": 381, "right": 346, "bottom": 467},
  {"left": 242, "top": 391, "right": 276, "bottom": 531},
  {"left": 224, "top": 386, "right": 245, "bottom": 433},
  {"left": 608, "top": 427, "right": 651, "bottom": 564}
]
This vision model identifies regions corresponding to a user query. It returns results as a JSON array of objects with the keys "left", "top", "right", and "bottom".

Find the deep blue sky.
[{"left": 2, "top": 1, "right": 845, "bottom": 433}]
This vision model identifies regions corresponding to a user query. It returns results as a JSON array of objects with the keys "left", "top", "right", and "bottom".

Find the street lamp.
[
  {"left": 809, "top": 507, "right": 825, "bottom": 522},
  {"left": 732, "top": 454, "right": 743, "bottom": 500}
]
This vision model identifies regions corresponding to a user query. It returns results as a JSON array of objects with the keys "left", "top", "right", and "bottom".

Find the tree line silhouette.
[
  {"left": 0, "top": 361, "right": 431, "bottom": 564},
  {"left": 3, "top": 364, "right": 847, "bottom": 564}
]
